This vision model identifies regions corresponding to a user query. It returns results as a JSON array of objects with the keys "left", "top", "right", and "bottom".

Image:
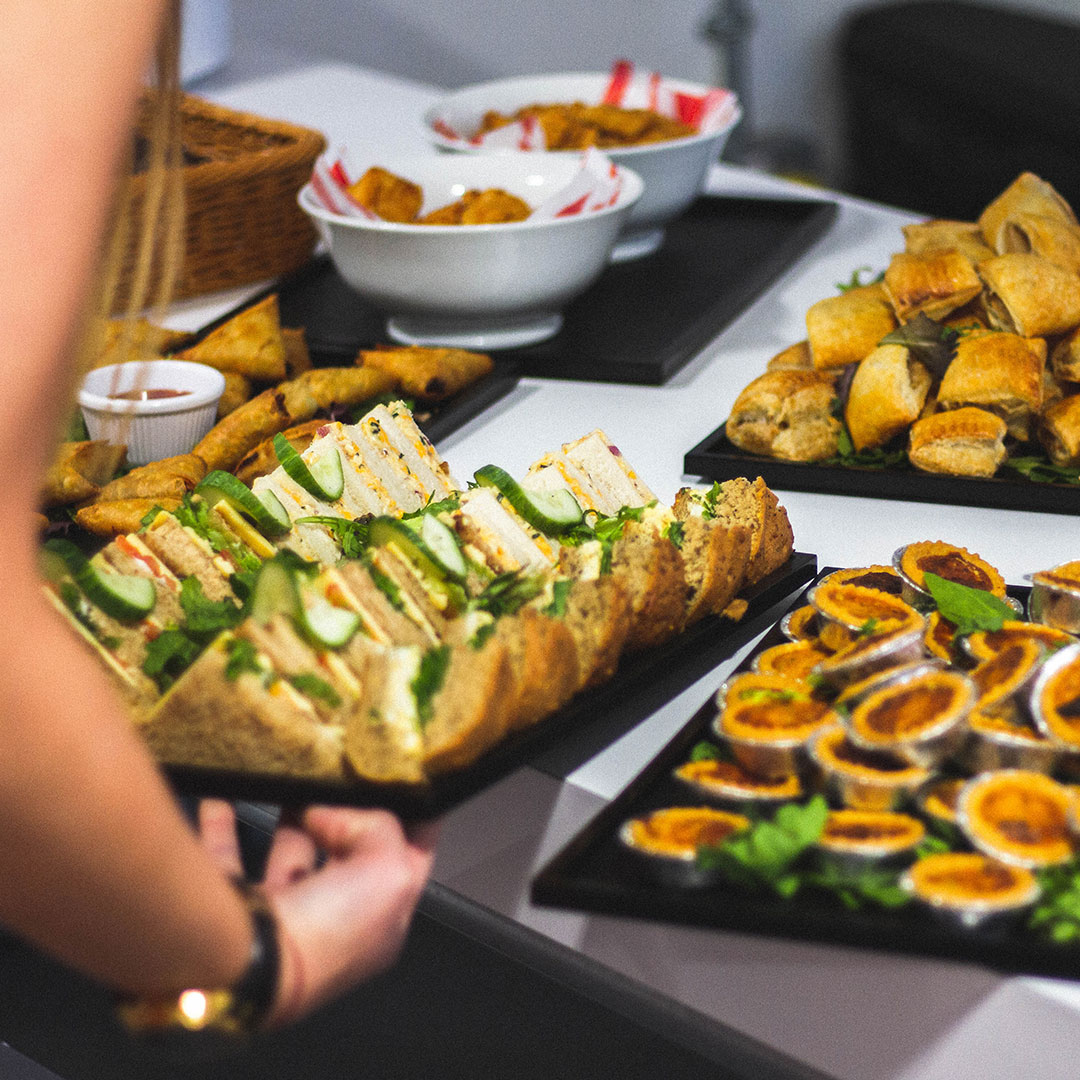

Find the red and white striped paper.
[
  {"left": 434, "top": 59, "right": 739, "bottom": 149},
  {"left": 307, "top": 145, "right": 624, "bottom": 222}
]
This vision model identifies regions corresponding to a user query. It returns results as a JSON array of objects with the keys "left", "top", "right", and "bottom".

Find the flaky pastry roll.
[
  {"left": 883, "top": 250, "right": 983, "bottom": 321},
  {"left": 1038, "top": 394, "right": 1080, "bottom": 467},
  {"left": 844, "top": 344, "right": 932, "bottom": 452},
  {"left": 806, "top": 283, "right": 896, "bottom": 370},
  {"left": 977, "top": 253, "right": 1080, "bottom": 338},
  {"left": 726, "top": 369, "right": 841, "bottom": 462},
  {"left": 908, "top": 407, "right": 1007, "bottom": 478},
  {"left": 978, "top": 172, "right": 1078, "bottom": 253},
  {"left": 901, "top": 219, "right": 995, "bottom": 264}
]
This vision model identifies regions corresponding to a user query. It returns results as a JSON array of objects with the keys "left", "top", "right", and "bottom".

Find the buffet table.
[{"left": 132, "top": 61, "right": 1080, "bottom": 1080}]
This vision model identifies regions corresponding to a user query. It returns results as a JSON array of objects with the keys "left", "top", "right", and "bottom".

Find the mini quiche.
[
  {"left": 753, "top": 639, "right": 833, "bottom": 681},
  {"left": 900, "top": 852, "right": 1040, "bottom": 928},
  {"left": 968, "top": 639, "right": 1045, "bottom": 714},
  {"left": 673, "top": 756, "right": 802, "bottom": 807},
  {"left": 808, "top": 726, "right": 930, "bottom": 811},
  {"left": 963, "top": 621, "right": 1075, "bottom": 662},
  {"left": 1029, "top": 560, "right": 1080, "bottom": 634},
  {"left": 956, "top": 769, "right": 1076, "bottom": 868},
  {"left": 620, "top": 806, "right": 750, "bottom": 885},
  {"left": 816, "top": 809, "right": 925, "bottom": 866},
  {"left": 1030, "top": 641, "right": 1080, "bottom": 749},
  {"left": 808, "top": 581, "right": 924, "bottom": 635},
  {"left": 893, "top": 540, "right": 1007, "bottom": 602}
]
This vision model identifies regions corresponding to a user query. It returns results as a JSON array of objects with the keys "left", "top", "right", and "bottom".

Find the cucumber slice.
[
  {"left": 474, "top": 465, "right": 583, "bottom": 534},
  {"left": 368, "top": 516, "right": 466, "bottom": 584},
  {"left": 248, "top": 559, "right": 302, "bottom": 625},
  {"left": 44, "top": 538, "right": 155, "bottom": 623},
  {"left": 195, "top": 470, "right": 290, "bottom": 539},
  {"left": 297, "top": 597, "right": 361, "bottom": 650},
  {"left": 274, "top": 434, "right": 344, "bottom": 502}
]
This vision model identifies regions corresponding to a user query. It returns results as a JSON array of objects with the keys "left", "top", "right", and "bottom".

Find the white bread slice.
[
  {"left": 346, "top": 411, "right": 434, "bottom": 512},
  {"left": 315, "top": 421, "right": 412, "bottom": 517},
  {"left": 342, "top": 638, "right": 426, "bottom": 785},
  {"left": 450, "top": 487, "right": 557, "bottom": 574},
  {"left": 420, "top": 638, "right": 514, "bottom": 775},
  {"left": 371, "top": 401, "right": 461, "bottom": 498},
  {"left": 323, "top": 561, "right": 436, "bottom": 648},
  {"left": 140, "top": 634, "right": 345, "bottom": 780},
  {"left": 560, "top": 429, "right": 658, "bottom": 513},
  {"left": 252, "top": 473, "right": 343, "bottom": 566},
  {"left": 523, "top": 452, "right": 599, "bottom": 511}
]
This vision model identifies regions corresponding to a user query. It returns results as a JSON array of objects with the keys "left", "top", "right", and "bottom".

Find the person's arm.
[{"left": 0, "top": 0, "right": 435, "bottom": 1016}]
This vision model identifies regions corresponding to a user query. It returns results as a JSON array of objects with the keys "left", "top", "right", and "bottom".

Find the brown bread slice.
[
  {"left": 326, "top": 560, "right": 437, "bottom": 648},
  {"left": 421, "top": 639, "right": 514, "bottom": 775},
  {"left": 678, "top": 518, "right": 752, "bottom": 624},
  {"left": 556, "top": 574, "right": 632, "bottom": 690}
]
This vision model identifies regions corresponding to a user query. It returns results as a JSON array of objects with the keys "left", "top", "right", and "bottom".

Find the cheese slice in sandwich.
[
  {"left": 140, "top": 633, "right": 345, "bottom": 780},
  {"left": 342, "top": 638, "right": 426, "bottom": 785},
  {"left": 450, "top": 487, "right": 556, "bottom": 574}
]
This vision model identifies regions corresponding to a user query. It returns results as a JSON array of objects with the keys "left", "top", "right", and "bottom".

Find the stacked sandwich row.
[{"left": 44, "top": 401, "right": 794, "bottom": 786}]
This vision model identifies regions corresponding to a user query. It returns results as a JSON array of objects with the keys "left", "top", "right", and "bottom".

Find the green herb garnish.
[
  {"left": 1029, "top": 860, "right": 1080, "bottom": 943},
  {"left": 836, "top": 266, "right": 882, "bottom": 293},
  {"left": 1001, "top": 456, "right": 1080, "bottom": 486},
  {"left": 287, "top": 672, "right": 343, "bottom": 709},
  {"left": 878, "top": 312, "right": 958, "bottom": 385},
  {"left": 411, "top": 645, "right": 451, "bottom": 728},
  {"left": 922, "top": 572, "right": 1014, "bottom": 636},
  {"left": 543, "top": 578, "right": 573, "bottom": 618},
  {"left": 688, "top": 740, "right": 723, "bottom": 762},
  {"left": 469, "top": 570, "right": 547, "bottom": 618},
  {"left": 296, "top": 515, "right": 371, "bottom": 559},
  {"left": 663, "top": 519, "right": 685, "bottom": 549}
]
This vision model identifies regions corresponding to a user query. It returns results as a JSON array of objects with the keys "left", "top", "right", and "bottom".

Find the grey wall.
[{"left": 221, "top": 0, "right": 1080, "bottom": 184}]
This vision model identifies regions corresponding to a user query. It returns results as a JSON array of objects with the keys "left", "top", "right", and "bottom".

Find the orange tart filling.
[
  {"left": 924, "top": 611, "right": 958, "bottom": 660},
  {"left": 811, "top": 726, "right": 929, "bottom": 783},
  {"left": 898, "top": 541, "right": 1006, "bottom": 597},
  {"left": 970, "top": 639, "right": 1043, "bottom": 711},
  {"left": 810, "top": 582, "right": 923, "bottom": 633},
  {"left": 755, "top": 640, "right": 833, "bottom": 681},
  {"left": 958, "top": 770, "right": 1075, "bottom": 867},
  {"left": 1037, "top": 651, "right": 1080, "bottom": 746},
  {"left": 919, "top": 777, "right": 965, "bottom": 823},
  {"left": 967, "top": 622, "right": 1075, "bottom": 661},
  {"left": 968, "top": 708, "right": 1044, "bottom": 743},
  {"left": 821, "top": 565, "right": 904, "bottom": 595},
  {"left": 903, "top": 852, "right": 1038, "bottom": 908},
  {"left": 818, "top": 809, "right": 925, "bottom": 853},
  {"left": 624, "top": 807, "right": 750, "bottom": 859},
  {"left": 782, "top": 605, "right": 820, "bottom": 642},
  {"left": 719, "top": 674, "right": 833, "bottom": 743},
  {"left": 847, "top": 669, "right": 973, "bottom": 747},
  {"left": 674, "top": 759, "right": 802, "bottom": 800},
  {"left": 1032, "top": 561, "right": 1080, "bottom": 591}
]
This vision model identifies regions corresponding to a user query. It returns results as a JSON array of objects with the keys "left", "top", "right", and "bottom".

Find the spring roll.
[
  {"left": 357, "top": 345, "right": 494, "bottom": 400},
  {"left": 233, "top": 419, "right": 326, "bottom": 486},
  {"left": 282, "top": 327, "right": 312, "bottom": 376},
  {"left": 193, "top": 387, "right": 291, "bottom": 472},
  {"left": 75, "top": 497, "right": 182, "bottom": 538},
  {"left": 175, "top": 294, "right": 287, "bottom": 381},
  {"left": 806, "top": 282, "right": 896, "bottom": 370},
  {"left": 287, "top": 367, "right": 395, "bottom": 411},
  {"left": 41, "top": 441, "right": 126, "bottom": 508},
  {"left": 216, "top": 371, "right": 253, "bottom": 418},
  {"left": 977, "top": 252, "right": 1080, "bottom": 338},
  {"left": 87, "top": 317, "right": 192, "bottom": 369},
  {"left": 96, "top": 453, "right": 207, "bottom": 503}
]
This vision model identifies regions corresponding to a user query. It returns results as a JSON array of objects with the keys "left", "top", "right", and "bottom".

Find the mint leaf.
[{"left": 922, "top": 572, "right": 1014, "bottom": 636}]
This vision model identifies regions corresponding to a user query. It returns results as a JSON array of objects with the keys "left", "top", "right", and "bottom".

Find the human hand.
[{"left": 198, "top": 799, "right": 438, "bottom": 1027}]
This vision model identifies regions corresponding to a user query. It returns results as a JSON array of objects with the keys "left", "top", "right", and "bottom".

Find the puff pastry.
[
  {"left": 978, "top": 172, "right": 1078, "bottom": 253},
  {"left": 1050, "top": 326, "right": 1080, "bottom": 383},
  {"left": 937, "top": 330, "right": 1046, "bottom": 441},
  {"left": 977, "top": 253, "right": 1080, "bottom": 339},
  {"left": 908, "top": 407, "right": 1008, "bottom": 477},
  {"left": 725, "top": 370, "right": 841, "bottom": 462},
  {"left": 765, "top": 340, "right": 813, "bottom": 371},
  {"left": 882, "top": 250, "right": 983, "bottom": 321},
  {"left": 806, "top": 283, "right": 896, "bottom": 370},
  {"left": 997, "top": 212, "right": 1080, "bottom": 274},
  {"left": 1038, "top": 393, "right": 1080, "bottom": 467},
  {"left": 844, "top": 344, "right": 932, "bottom": 452},
  {"left": 902, "top": 219, "right": 994, "bottom": 264}
]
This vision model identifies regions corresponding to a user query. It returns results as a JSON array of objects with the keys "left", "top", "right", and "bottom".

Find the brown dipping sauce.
[{"left": 108, "top": 388, "right": 191, "bottom": 401}]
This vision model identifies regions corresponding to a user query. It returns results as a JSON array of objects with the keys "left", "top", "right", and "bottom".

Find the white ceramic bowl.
[
  {"left": 79, "top": 359, "right": 225, "bottom": 465},
  {"left": 423, "top": 72, "right": 741, "bottom": 261},
  {"left": 298, "top": 152, "right": 643, "bottom": 350}
]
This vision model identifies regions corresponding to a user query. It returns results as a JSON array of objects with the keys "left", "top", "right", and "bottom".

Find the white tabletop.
[{"left": 196, "top": 61, "right": 1080, "bottom": 1080}]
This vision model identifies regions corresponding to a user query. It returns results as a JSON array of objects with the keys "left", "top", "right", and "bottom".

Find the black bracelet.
[{"left": 116, "top": 879, "right": 280, "bottom": 1037}]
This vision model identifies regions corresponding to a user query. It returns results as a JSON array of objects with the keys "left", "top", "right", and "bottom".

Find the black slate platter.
[
  {"left": 163, "top": 552, "right": 817, "bottom": 819},
  {"left": 684, "top": 423, "right": 1080, "bottom": 516},
  {"left": 252, "top": 195, "right": 837, "bottom": 386},
  {"left": 531, "top": 570, "right": 1080, "bottom": 980}
]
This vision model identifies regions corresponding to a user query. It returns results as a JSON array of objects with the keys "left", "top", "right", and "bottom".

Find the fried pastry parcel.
[
  {"left": 419, "top": 188, "right": 532, "bottom": 225},
  {"left": 477, "top": 101, "right": 694, "bottom": 149},
  {"left": 357, "top": 344, "right": 494, "bottom": 400},
  {"left": 346, "top": 166, "right": 423, "bottom": 223}
]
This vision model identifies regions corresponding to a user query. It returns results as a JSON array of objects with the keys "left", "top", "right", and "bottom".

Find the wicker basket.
[{"left": 113, "top": 92, "right": 326, "bottom": 309}]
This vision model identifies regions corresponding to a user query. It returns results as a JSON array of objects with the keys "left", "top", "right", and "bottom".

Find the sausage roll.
[
  {"left": 1050, "top": 326, "right": 1080, "bottom": 383},
  {"left": 937, "top": 330, "right": 1046, "bottom": 441},
  {"left": 902, "top": 219, "right": 994, "bottom": 264},
  {"left": 908, "top": 406, "right": 1008, "bottom": 477},
  {"left": 806, "top": 283, "right": 896, "bottom": 370},
  {"left": 1038, "top": 393, "right": 1080, "bottom": 467},
  {"left": 997, "top": 211, "right": 1080, "bottom": 274},
  {"left": 844, "top": 344, "right": 932, "bottom": 452},
  {"left": 882, "top": 250, "right": 983, "bottom": 321},
  {"left": 765, "top": 340, "right": 814, "bottom": 372},
  {"left": 977, "top": 253, "right": 1080, "bottom": 339},
  {"left": 978, "top": 172, "right": 1078, "bottom": 253},
  {"left": 725, "top": 369, "right": 841, "bottom": 462}
]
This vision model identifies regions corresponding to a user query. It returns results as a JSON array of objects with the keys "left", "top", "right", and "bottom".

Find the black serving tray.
[
  {"left": 684, "top": 423, "right": 1080, "bottom": 517},
  {"left": 532, "top": 569, "right": 1080, "bottom": 980},
  {"left": 247, "top": 195, "right": 837, "bottom": 386},
  {"left": 163, "top": 552, "right": 817, "bottom": 818}
]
